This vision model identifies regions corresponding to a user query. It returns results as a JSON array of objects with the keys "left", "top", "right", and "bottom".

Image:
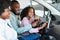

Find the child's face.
[
  {"left": 1, "top": 7, "right": 10, "bottom": 19},
  {"left": 28, "top": 8, "right": 34, "bottom": 18}
]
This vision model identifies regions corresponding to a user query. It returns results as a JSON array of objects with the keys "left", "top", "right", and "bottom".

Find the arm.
[
  {"left": 10, "top": 14, "right": 32, "bottom": 34},
  {"left": 29, "top": 28, "right": 39, "bottom": 33},
  {"left": 16, "top": 24, "right": 32, "bottom": 34},
  {"left": 22, "top": 17, "right": 39, "bottom": 33},
  {"left": 38, "top": 22, "right": 47, "bottom": 30},
  {"left": 29, "top": 22, "right": 47, "bottom": 33},
  {"left": 0, "top": 36, "right": 6, "bottom": 40},
  {"left": 0, "top": 24, "right": 6, "bottom": 40},
  {"left": 0, "top": 35, "right": 6, "bottom": 40},
  {"left": 10, "top": 20, "right": 32, "bottom": 34}
]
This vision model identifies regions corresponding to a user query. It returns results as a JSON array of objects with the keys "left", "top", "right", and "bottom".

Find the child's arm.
[
  {"left": 29, "top": 22, "right": 47, "bottom": 33},
  {"left": 38, "top": 22, "right": 47, "bottom": 30}
]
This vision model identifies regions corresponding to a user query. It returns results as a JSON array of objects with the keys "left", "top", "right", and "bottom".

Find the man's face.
[{"left": 12, "top": 3, "right": 20, "bottom": 14}]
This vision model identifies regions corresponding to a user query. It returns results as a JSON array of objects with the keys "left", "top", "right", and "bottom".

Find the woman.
[{"left": 0, "top": 0, "right": 18, "bottom": 40}]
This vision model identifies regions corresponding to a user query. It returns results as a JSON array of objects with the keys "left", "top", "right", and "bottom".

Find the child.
[{"left": 20, "top": 6, "right": 47, "bottom": 40}]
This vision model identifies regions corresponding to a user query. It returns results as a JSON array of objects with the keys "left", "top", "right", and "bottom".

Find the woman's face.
[
  {"left": 1, "top": 7, "right": 10, "bottom": 19},
  {"left": 28, "top": 8, "right": 34, "bottom": 18}
]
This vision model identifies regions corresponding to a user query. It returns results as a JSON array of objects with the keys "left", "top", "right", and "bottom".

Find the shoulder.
[
  {"left": 22, "top": 17, "right": 29, "bottom": 21},
  {"left": 22, "top": 17, "right": 28, "bottom": 20},
  {"left": 10, "top": 11, "right": 16, "bottom": 19},
  {"left": 10, "top": 11, "right": 16, "bottom": 17}
]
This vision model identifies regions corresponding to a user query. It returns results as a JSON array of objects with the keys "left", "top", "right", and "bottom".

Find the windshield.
[{"left": 31, "top": 0, "right": 60, "bottom": 16}]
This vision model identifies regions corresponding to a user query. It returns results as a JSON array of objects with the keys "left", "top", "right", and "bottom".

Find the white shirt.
[{"left": 0, "top": 18, "right": 18, "bottom": 40}]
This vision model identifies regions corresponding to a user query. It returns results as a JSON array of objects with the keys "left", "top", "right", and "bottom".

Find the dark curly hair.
[
  {"left": 20, "top": 6, "right": 35, "bottom": 20},
  {"left": 11, "top": 0, "right": 19, "bottom": 6},
  {"left": 0, "top": 0, "right": 11, "bottom": 15}
]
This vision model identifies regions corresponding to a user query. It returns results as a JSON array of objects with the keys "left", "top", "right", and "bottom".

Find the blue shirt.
[{"left": 10, "top": 12, "right": 32, "bottom": 34}]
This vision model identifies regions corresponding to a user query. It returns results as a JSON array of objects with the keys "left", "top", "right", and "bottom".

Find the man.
[
  {"left": 10, "top": 1, "right": 41, "bottom": 40},
  {"left": 10, "top": 1, "right": 32, "bottom": 34}
]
